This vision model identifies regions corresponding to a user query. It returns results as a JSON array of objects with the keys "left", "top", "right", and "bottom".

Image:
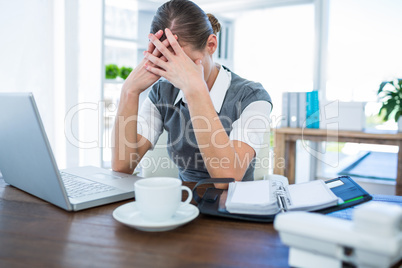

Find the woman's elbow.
[{"left": 111, "top": 161, "right": 134, "bottom": 175}]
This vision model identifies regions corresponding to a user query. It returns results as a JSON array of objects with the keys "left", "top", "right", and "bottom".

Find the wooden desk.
[
  {"left": 274, "top": 127, "right": 402, "bottom": 195},
  {"left": 0, "top": 177, "right": 288, "bottom": 268}
]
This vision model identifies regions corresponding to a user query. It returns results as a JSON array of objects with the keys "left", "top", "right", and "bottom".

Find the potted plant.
[
  {"left": 119, "top": 66, "right": 133, "bottom": 80},
  {"left": 377, "top": 79, "right": 402, "bottom": 130},
  {"left": 105, "top": 64, "right": 119, "bottom": 79}
]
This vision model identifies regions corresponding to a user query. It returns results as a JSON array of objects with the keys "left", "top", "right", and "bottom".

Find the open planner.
[
  {"left": 192, "top": 176, "right": 372, "bottom": 222},
  {"left": 225, "top": 176, "right": 339, "bottom": 215}
]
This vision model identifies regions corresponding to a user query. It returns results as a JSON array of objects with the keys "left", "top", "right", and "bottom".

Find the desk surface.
[
  {"left": 275, "top": 127, "right": 402, "bottom": 140},
  {"left": 0, "top": 177, "right": 289, "bottom": 268}
]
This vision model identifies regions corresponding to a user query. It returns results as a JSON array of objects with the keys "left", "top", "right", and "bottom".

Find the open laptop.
[{"left": 0, "top": 92, "right": 142, "bottom": 211}]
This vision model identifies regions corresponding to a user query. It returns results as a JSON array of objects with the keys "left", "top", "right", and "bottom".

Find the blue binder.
[{"left": 306, "top": 90, "right": 320, "bottom": 129}]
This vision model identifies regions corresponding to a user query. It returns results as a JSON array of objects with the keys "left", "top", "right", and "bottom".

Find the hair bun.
[{"left": 207, "top": 13, "right": 221, "bottom": 35}]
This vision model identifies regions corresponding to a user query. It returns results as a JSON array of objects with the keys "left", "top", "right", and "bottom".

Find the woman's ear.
[{"left": 206, "top": 34, "right": 218, "bottom": 55}]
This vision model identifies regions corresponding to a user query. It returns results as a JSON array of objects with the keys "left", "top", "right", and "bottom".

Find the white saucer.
[{"left": 112, "top": 202, "right": 199, "bottom": 232}]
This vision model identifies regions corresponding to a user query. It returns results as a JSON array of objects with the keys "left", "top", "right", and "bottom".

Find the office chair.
[
  {"left": 253, "top": 127, "right": 272, "bottom": 180},
  {"left": 140, "top": 131, "right": 179, "bottom": 178}
]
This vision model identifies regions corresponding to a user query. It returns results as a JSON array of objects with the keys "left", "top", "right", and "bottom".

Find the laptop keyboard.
[{"left": 61, "top": 172, "right": 116, "bottom": 198}]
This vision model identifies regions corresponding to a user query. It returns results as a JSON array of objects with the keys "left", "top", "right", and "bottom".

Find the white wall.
[
  {"left": 77, "top": 0, "right": 103, "bottom": 167},
  {"left": 0, "top": 0, "right": 103, "bottom": 169},
  {"left": 0, "top": 0, "right": 55, "bottom": 146}
]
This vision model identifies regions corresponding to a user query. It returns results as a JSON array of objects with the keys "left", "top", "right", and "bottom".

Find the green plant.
[
  {"left": 377, "top": 79, "right": 402, "bottom": 122},
  {"left": 105, "top": 64, "right": 119, "bottom": 79},
  {"left": 119, "top": 66, "right": 133, "bottom": 80}
]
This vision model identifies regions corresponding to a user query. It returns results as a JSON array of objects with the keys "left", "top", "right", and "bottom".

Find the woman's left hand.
[{"left": 144, "top": 28, "right": 207, "bottom": 95}]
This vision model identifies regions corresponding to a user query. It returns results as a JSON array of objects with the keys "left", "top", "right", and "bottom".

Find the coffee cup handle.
[{"left": 181, "top": 186, "right": 193, "bottom": 205}]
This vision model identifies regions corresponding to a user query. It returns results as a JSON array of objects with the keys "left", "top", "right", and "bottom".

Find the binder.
[
  {"left": 281, "top": 92, "right": 289, "bottom": 127},
  {"left": 306, "top": 91, "right": 320, "bottom": 129},
  {"left": 192, "top": 176, "right": 372, "bottom": 223},
  {"left": 298, "top": 92, "right": 306, "bottom": 128},
  {"left": 288, "top": 92, "right": 299, "bottom": 128}
]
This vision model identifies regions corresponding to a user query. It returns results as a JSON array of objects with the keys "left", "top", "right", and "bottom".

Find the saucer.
[{"left": 112, "top": 202, "right": 199, "bottom": 232}]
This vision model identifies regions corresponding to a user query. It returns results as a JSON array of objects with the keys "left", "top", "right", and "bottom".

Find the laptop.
[{"left": 0, "top": 92, "right": 142, "bottom": 211}]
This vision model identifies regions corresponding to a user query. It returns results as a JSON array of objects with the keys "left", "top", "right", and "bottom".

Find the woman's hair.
[{"left": 150, "top": 0, "right": 221, "bottom": 51}]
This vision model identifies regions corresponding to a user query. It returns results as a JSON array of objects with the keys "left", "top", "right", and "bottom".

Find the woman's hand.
[
  {"left": 121, "top": 30, "right": 175, "bottom": 96},
  {"left": 144, "top": 28, "right": 207, "bottom": 95}
]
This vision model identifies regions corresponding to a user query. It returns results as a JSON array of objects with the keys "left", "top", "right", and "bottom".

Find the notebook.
[
  {"left": 0, "top": 93, "right": 142, "bottom": 211},
  {"left": 225, "top": 176, "right": 339, "bottom": 215}
]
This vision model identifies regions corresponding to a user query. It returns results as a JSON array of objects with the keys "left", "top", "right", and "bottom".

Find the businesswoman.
[{"left": 112, "top": 0, "right": 272, "bottom": 184}]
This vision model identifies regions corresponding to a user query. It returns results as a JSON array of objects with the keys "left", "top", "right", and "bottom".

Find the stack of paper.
[{"left": 225, "top": 180, "right": 280, "bottom": 215}]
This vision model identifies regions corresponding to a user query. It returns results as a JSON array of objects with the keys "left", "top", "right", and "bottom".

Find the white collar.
[{"left": 174, "top": 65, "right": 231, "bottom": 113}]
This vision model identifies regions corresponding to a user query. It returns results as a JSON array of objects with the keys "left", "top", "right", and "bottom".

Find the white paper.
[
  {"left": 288, "top": 180, "right": 338, "bottom": 211},
  {"left": 230, "top": 180, "right": 271, "bottom": 205}
]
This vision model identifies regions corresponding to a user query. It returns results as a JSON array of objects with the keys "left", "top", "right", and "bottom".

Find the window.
[
  {"left": 232, "top": 4, "right": 315, "bottom": 127},
  {"left": 104, "top": 3, "right": 138, "bottom": 40},
  {"left": 101, "top": 1, "right": 157, "bottom": 167},
  {"left": 102, "top": 0, "right": 141, "bottom": 167},
  {"left": 326, "top": 0, "right": 402, "bottom": 102},
  {"left": 318, "top": 0, "right": 402, "bottom": 188}
]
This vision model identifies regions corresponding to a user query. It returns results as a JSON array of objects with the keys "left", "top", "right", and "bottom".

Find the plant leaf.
[
  {"left": 395, "top": 110, "right": 401, "bottom": 122},
  {"left": 378, "top": 81, "right": 390, "bottom": 94},
  {"left": 378, "top": 90, "right": 392, "bottom": 102},
  {"left": 378, "top": 105, "right": 385, "bottom": 115},
  {"left": 378, "top": 104, "right": 388, "bottom": 121},
  {"left": 383, "top": 100, "right": 397, "bottom": 121}
]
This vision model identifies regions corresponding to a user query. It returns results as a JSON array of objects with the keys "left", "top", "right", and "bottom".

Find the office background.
[{"left": 0, "top": 0, "right": 401, "bottom": 193}]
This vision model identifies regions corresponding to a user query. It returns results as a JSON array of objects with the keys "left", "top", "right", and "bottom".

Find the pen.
[{"left": 277, "top": 194, "right": 287, "bottom": 213}]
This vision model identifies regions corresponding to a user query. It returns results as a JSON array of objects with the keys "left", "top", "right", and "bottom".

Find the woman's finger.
[
  {"left": 147, "top": 30, "right": 163, "bottom": 53},
  {"left": 152, "top": 38, "right": 170, "bottom": 57},
  {"left": 152, "top": 34, "right": 178, "bottom": 57},
  {"left": 147, "top": 39, "right": 154, "bottom": 54},
  {"left": 144, "top": 63, "right": 167, "bottom": 78},
  {"left": 144, "top": 51, "right": 169, "bottom": 70},
  {"left": 165, "top": 28, "right": 183, "bottom": 55},
  {"left": 148, "top": 33, "right": 173, "bottom": 61}
]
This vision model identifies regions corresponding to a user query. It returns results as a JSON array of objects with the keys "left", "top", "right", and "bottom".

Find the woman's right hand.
[{"left": 121, "top": 30, "right": 174, "bottom": 96}]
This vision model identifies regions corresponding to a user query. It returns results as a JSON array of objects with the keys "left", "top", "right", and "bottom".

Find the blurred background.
[{"left": 0, "top": 0, "right": 401, "bottom": 193}]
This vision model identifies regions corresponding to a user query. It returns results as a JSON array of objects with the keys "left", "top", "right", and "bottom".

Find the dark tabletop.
[{"left": 0, "top": 177, "right": 289, "bottom": 268}]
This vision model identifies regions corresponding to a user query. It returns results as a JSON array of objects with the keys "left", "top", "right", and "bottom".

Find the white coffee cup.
[{"left": 134, "top": 177, "right": 193, "bottom": 222}]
